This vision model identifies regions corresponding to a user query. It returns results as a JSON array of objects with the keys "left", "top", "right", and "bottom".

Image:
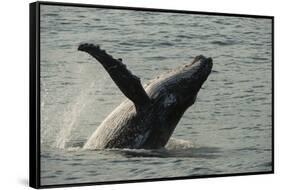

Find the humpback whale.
[{"left": 78, "top": 43, "right": 213, "bottom": 149}]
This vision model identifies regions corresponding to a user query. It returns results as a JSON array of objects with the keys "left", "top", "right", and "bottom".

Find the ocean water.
[{"left": 40, "top": 5, "right": 272, "bottom": 186}]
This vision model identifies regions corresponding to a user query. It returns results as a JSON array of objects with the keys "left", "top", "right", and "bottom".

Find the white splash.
[
  {"left": 53, "top": 93, "right": 86, "bottom": 149},
  {"left": 53, "top": 81, "right": 95, "bottom": 149},
  {"left": 165, "top": 138, "right": 194, "bottom": 150}
]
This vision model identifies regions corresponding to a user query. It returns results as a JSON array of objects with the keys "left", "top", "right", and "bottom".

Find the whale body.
[{"left": 78, "top": 43, "right": 213, "bottom": 149}]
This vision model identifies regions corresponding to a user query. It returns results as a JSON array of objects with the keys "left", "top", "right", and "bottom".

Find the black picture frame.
[{"left": 30, "top": 1, "right": 274, "bottom": 189}]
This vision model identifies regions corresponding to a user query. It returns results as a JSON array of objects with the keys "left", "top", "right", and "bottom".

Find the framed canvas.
[{"left": 29, "top": 1, "right": 274, "bottom": 188}]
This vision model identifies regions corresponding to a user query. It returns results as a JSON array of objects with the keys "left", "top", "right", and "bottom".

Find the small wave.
[
  {"left": 118, "top": 42, "right": 133, "bottom": 46},
  {"left": 251, "top": 57, "right": 268, "bottom": 61},
  {"left": 235, "top": 147, "right": 260, "bottom": 152},
  {"left": 211, "top": 70, "right": 219, "bottom": 74},
  {"left": 214, "top": 20, "right": 232, "bottom": 25},
  {"left": 130, "top": 40, "right": 151, "bottom": 47},
  {"left": 218, "top": 126, "right": 237, "bottom": 131},
  {"left": 43, "top": 13, "right": 59, "bottom": 17},
  {"left": 252, "top": 85, "right": 264, "bottom": 88},
  {"left": 44, "top": 175, "right": 57, "bottom": 179},
  {"left": 241, "top": 126, "right": 265, "bottom": 132},
  {"left": 155, "top": 42, "right": 174, "bottom": 46},
  {"left": 211, "top": 40, "right": 238, "bottom": 46},
  {"left": 158, "top": 30, "right": 168, "bottom": 34},
  {"left": 60, "top": 81, "right": 76, "bottom": 86},
  {"left": 64, "top": 177, "right": 79, "bottom": 180},
  {"left": 176, "top": 34, "right": 193, "bottom": 39},
  {"left": 256, "top": 161, "right": 272, "bottom": 168},
  {"left": 98, "top": 27, "right": 119, "bottom": 31},
  {"left": 243, "top": 31, "right": 255, "bottom": 34},
  {"left": 58, "top": 44, "right": 72, "bottom": 48},
  {"left": 191, "top": 167, "right": 210, "bottom": 172},
  {"left": 146, "top": 56, "right": 167, "bottom": 61},
  {"left": 60, "top": 22, "right": 72, "bottom": 25},
  {"left": 233, "top": 94, "right": 252, "bottom": 99},
  {"left": 49, "top": 31, "right": 58, "bottom": 35}
]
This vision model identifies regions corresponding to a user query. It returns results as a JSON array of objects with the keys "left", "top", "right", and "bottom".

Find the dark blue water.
[{"left": 40, "top": 5, "right": 272, "bottom": 186}]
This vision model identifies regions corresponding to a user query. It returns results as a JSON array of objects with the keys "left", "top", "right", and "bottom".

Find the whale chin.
[{"left": 79, "top": 43, "right": 213, "bottom": 149}]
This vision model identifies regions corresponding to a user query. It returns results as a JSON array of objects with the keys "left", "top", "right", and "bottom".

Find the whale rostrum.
[{"left": 78, "top": 43, "right": 213, "bottom": 149}]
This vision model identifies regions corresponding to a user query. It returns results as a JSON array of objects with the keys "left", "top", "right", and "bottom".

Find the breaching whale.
[{"left": 78, "top": 43, "right": 213, "bottom": 149}]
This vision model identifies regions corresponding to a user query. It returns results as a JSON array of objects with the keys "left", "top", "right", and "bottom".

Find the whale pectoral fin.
[{"left": 78, "top": 43, "right": 150, "bottom": 107}]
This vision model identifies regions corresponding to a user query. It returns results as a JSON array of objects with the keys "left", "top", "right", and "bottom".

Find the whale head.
[
  {"left": 146, "top": 55, "right": 213, "bottom": 110},
  {"left": 170, "top": 55, "right": 213, "bottom": 106}
]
